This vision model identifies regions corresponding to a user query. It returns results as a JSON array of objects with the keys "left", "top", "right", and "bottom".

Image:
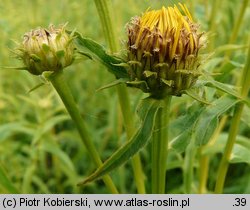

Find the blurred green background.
[{"left": 0, "top": 0, "right": 249, "bottom": 193}]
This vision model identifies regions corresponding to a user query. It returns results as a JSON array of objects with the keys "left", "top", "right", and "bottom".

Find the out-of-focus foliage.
[{"left": 0, "top": 0, "right": 249, "bottom": 193}]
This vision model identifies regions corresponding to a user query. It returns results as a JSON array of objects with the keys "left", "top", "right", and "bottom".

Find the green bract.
[{"left": 16, "top": 25, "right": 75, "bottom": 75}]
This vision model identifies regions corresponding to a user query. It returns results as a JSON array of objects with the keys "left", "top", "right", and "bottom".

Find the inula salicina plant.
[{"left": 0, "top": 0, "right": 249, "bottom": 194}]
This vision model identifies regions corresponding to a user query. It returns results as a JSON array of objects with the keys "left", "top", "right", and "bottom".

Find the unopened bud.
[
  {"left": 126, "top": 4, "right": 206, "bottom": 98},
  {"left": 16, "top": 24, "right": 75, "bottom": 75}
]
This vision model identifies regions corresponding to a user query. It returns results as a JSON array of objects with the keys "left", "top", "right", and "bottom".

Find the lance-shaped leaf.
[
  {"left": 194, "top": 95, "right": 239, "bottom": 146},
  {"left": 28, "top": 82, "right": 46, "bottom": 93},
  {"left": 184, "top": 88, "right": 211, "bottom": 105},
  {"left": 169, "top": 103, "right": 205, "bottom": 153},
  {"left": 214, "top": 44, "right": 248, "bottom": 56},
  {"left": 74, "top": 32, "right": 129, "bottom": 79},
  {"left": 96, "top": 78, "right": 129, "bottom": 92},
  {"left": 0, "top": 164, "right": 19, "bottom": 193},
  {"left": 78, "top": 98, "right": 161, "bottom": 185},
  {"left": 202, "top": 133, "right": 250, "bottom": 165},
  {"left": 202, "top": 76, "right": 242, "bottom": 99},
  {"left": 1, "top": 66, "right": 28, "bottom": 71}
]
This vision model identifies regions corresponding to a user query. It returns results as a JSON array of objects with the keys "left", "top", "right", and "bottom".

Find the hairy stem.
[
  {"left": 227, "top": 0, "right": 249, "bottom": 47},
  {"left": 223, "top": 0, "right": 249, "bottom": 60},
  {"left": 183, "top": 138, "right": 196, "bottom": 194},
  {"left": 198, "top": 115, "right": 228, "bottom": 193},
  {"left": 208, "top": 0, "right": 221, "bottom": 51},
  {"left": 48, "top": 70, "right": 118, "bottom": 193},
  {"left": 215, "top": 40, "right": 250, "bottom": 193},
  {"left": 94, "top": 0, "right": 145, "bottom": 193},
  {"left": 152, "top": 96, "right": 172, "bottom": 193}
]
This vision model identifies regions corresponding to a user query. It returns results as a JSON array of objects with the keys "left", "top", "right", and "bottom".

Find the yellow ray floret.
[
  {"left": 140, "top": 4, "right": 193, "bottom": 33},
  {"left": 127, "top": 3, "right": 205, "bottom": 97},
  {"left": 136, "top": 3, "right": 195, "bottom": 56}
]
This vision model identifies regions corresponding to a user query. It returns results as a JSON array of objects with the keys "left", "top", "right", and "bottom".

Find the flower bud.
[
  {"left": 126, "top": 4, "right": 205, "bottom": 98},
  {"left": 16, "top": 24, "right": 75, "bottom": 75}
]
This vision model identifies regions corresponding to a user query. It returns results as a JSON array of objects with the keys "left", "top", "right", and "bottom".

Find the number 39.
[{"left": 234, "top": 198, "right": 246, "bottom": 206}]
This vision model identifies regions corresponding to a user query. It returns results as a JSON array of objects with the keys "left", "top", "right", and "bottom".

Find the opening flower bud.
[
  {"left": 16, "top": 24, "right": 75, "bottom": 75},
  {"left": 127, "top": 4, "right": 206, "bottom": 98}
]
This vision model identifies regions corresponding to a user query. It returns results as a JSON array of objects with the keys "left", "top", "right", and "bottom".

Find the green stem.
[
  {"left": 152, "top": 108, "right": 161, "bottom": 193},
  {"left": 228, "top": 0, "right": 249, "bottom": 45},
  {"left": 208, "top": 0, "right": 221, "bottom": 51},
  {"left": 152, "top": 96, "right": 172, "bottom": 193},
  {"left": 183, "top": 138, "right": 196, "bottom": 194},
  {"left": 198, "top": 152, "right": 209, "bottom": 194},
  {"left": 215, "top": 40, "right": 250, "bottom": 193},
  {"left": 224, "top": 0, "right": 249, "bottom": 59},
  {"left": 214, "top": 103, "right": 244, "bottom": 193},
  {"left": 93, "top": 0, "right": 118, "bottom": 51},
  {"left": 94, "top": 0, "right": 145, "bottom": 193},
  {"left": 48, "top": 70, "right": 118, "bottom": 194},
  {"left": 198, "top": 115, "right": 228, "bottom": 194}
]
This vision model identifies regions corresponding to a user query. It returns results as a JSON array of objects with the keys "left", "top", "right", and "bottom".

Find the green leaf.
[
  {"left": 28, "top": 82, "right": 45, "bottom": 93},
  {"left": 229, "top": 139, "right": 250, "bottom": 165},
  {"left": 40, "top": 141, "right": 75, "bottom": 172},
  {"left": 230, "top": 136, "right": 250, "bottom": 164},
  {"left": 96, "top": 78, "right": 129, "bottom": 92},
  {"left": 0, "top": 164, "right": 19, "bottom": 193},
  {"left": 214, "top": 44, "right": 248, "bottom": 56},
  {"left": 77, "top": 51, "right": 93, "bottom": 60},
  {"left": 1, "top": 66, "right": 28, "bottom": 71},
  {"left": 202, "top": 133, "right": 250, "bottom": 164},
  {"left": 126, "top": 80, "right": 149, "bottom": 92},
  {"left": 32, "top": 176, "right": 51, "bottom": 193},
  {"left": 32, "top": 115, "right": 70, "bottom": 145},
  {"left": 0, "top": 122, "right": 33, "bottom": 142},
  {"left": 78, "top": 98, "right": 161, "bottom": 185},
  {"left": 194, "top": 95, "right": 239, "bottom": 146},
  {"left": 242, "top": 106, "right": 250, "bottom": 127},
  {"left": 74, "top": 32, "right": 128, "bottom": 79},
  {"left": 184, "top": 89, "right": 211, "bottom": 105},
  {"left": 204, "top": 77, "right": 241, "bottom": 99},
  {"left": 202, "top": 57, "right": 223, "bottom": 72},
  {"left": 169, "top": 129, "right": 193, "bottom": 153},
  {"left": 169, "top": 104, "right": 205, "bottom": 153}
]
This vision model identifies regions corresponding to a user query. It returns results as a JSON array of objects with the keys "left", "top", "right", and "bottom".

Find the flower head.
[
  {"left": 127, "top": 4, "right": 205, "bottom": 98},
  {"left": 16, "top": 24, "right": 75, "bottom": 75}
]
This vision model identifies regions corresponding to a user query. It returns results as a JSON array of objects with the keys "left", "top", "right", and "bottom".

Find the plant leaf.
[
  {"left": 74, "top": 32, "right": 128, "bottom": 79},
  {"left": 32, "top": 115, "right": 70, "bottom": 145},
  {"left": 184, "top": 89, "right": 211, "bottom": 105},
  {"left": 1, "top": 66, "right": 28, "bottom": 71},
  {"left": 28, "top": 82, "right": 45, "bottom": 93},
  {"left": 0, "top": 164, "right": 19, "bottom": 193},
  {"left": 96, "top": 78, "right": 129, "bottom": 92},
  {"left": 126, "top": 80, "right": 150, "bottom": 92},
  {"left": 230, "top": 136, "right": 250, "bottom": 164},
  {"left": 169, "top": 103, "right": 205, "bottom": 153},
  {"left": 194, "top": 95, "right": 239, "bottom": 146},
  {"left": 40, "top": 141, "right": 75, "bottom": 172},
  {"left": 203, "top": 77, "right": 242, "bottom": 99},
  {"left": 77, "top": 51, "right": 93, "bottom": 60},
  {"left": 202, "top": 133, "right": 250, "bottom": 165},
  {"left": 78, "top": 98, "right": 161, "bottom": 185},
  {"left": 214, "top": 44, "right": 248, "bottom": 56},
  {"left": 0, "top": 122, "right": 33, "bottom": 142}
]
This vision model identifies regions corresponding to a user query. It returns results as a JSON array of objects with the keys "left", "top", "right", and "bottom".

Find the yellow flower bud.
[
  {"left": 16, "top": 25, "right": 75, "bottom": 75},
  {"left": 127, "top": 4, "right": 205, "bottom": 98}
]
